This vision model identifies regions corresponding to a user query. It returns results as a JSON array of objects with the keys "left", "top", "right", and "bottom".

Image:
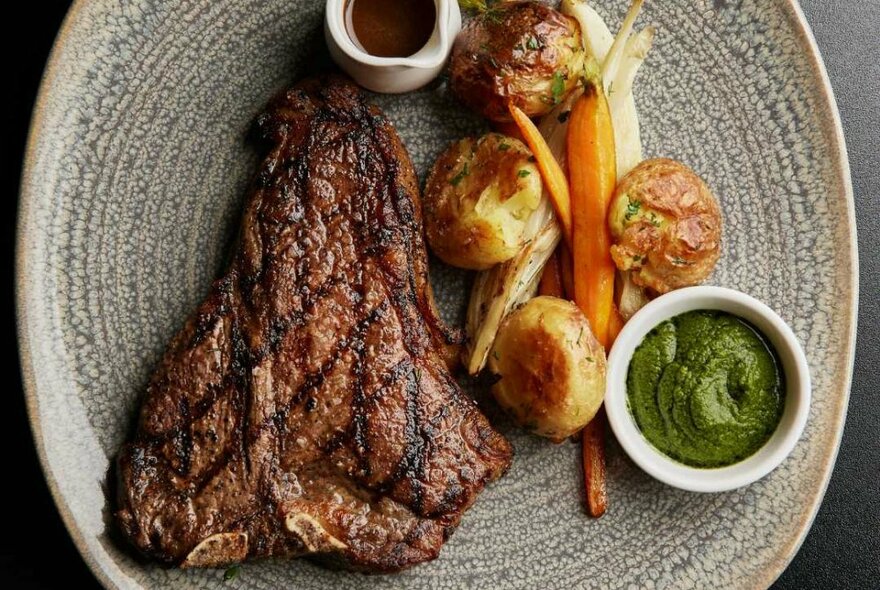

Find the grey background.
[
  {"left": 4, "top": 0, "right": 878, "bottom": 587},
  {"left": 774, "top": 1, "right": 880, "bottom": 588}
]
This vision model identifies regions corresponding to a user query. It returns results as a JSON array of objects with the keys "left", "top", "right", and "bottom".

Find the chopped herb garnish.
[
  {"left": 517, "top": 169, "right": 531, "bottom": 178},
  {"left": 224, "top": 565, "right": 240, "bottom": 581},
  {"left": 526, "top": 36, "right": 539, "bottom": 50},
  {"left": 450, "top": 162, "right": 470, "bottom": 187},
  {"left": 488, "top": 55, "right": 500, "bottom": 69},
  {"left": 485, "top": 8, "right": 503, "bottom": 24},
  {"left": 551, "top": 72, "right": 566, "bottom": 104},
  {"left": 498, "top": 142, "right": 511, "bottom": 151},
  {"left": 607, "top": 81, "right": 615, "bottom": 96},
  {"left": 649, "top": 212, "right": 661, "bottom": 227},
  {"left": 493, "top": 350, "right": 500, "bottom": 360},
  {"left": 460, "top": 0, "right": 503, "bottom": 22},
  {"left": 458, "top": 0, "right": 486, "bottom": 11},
  {"left": 577, "top": 327, "right": 584, "bottom": 345},
  {"left": 625, "top": 200, "right": 642, "bottom": 221},
  {"left": 672, "top": 256, "right": 692, "bottom": 266}
]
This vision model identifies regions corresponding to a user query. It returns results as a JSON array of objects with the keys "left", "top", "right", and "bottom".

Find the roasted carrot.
[
  {"left": 582, "top": 409, "right": 608, "bottom": 517},
  {"left": 608, "top": 304, "right": 625, "bottom": 346},
  {"left": 566, "top": 84, "right": 617, "bottom": 519},
  {"left": 538, "top": 249, "right": 565, "bottom": 298},
  {"left": 558, "top": 243, "right": 575, "bottom": 300},
  {"left": 508, "top": 103, "right": 573, "bottom": 245},
  {"left": 567, "top": 85, "right": 617, "bottom": 350}
]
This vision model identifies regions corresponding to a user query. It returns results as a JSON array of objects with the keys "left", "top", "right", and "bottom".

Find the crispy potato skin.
[
  {"left": 609, "top": 158, "right": 722, "bottom": 294},
  {"left": 489, "top": 297, "right": 606, "bottom": 441},
  {"left": 449, "top": 1, "right": 585, "bottom": 122},
  {"left": 423, "top": 133, "right": 541, "bottom": 270}
]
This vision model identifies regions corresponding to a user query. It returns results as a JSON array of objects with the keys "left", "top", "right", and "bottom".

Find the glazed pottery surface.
[{"left": 18, "top": 1, "right": 856, "bottom": 588}]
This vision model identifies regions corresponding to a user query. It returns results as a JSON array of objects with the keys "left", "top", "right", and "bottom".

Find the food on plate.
[
  {"left": 565, "top": 79, "right": 620, "bottom": 519},
  {"left": 488, "top": 296, "right": 606, "bottom": 441},
  {"left": 461, "top": 0, "right": 617, "bottom": 376},
  {"left": 462, "top": 96, "right": 576, "bottom": 375},
  {"left": 568, "top": 84, "right": 618, "bottom": 350},
  {"left": 423, "top": 133, "right": 542, "bottom": 270},
  {"left": 538, "top": 249, "right": 565, "bottom": 297},
  {"left": 464, "top": 214, "right": 562, "bottom": 374},
  {"left": 562, "top": 0, "right": 655, "bottom": 330},
  {"left": 449, "top": 1, "right": 585, "bottom": 122},
  {"left": 456, "top": 0, "right": 658, "bottom": 517},
  {"left": 563, "top": 0, "right": 655, "bottom": 326},
  {"left": 558, "top": 243, "right": 575, "bottom": 300},
  {"left": 96, "top": 0, "right": 789, "bottom": 570},
  {"left": 562, "top": 0, "right": 652, "bottom": 179},
  {"left": 607, "top": 302, "right": 625, "bottom": 342},
  {"left": 627, "top": 310, "right": 784, "bottom": 467},
  {"left": 509, "top": 103, "right": 573, "bottom": 243},
  {"left": 581, "top": 411, "right": 608, "bottom": 517},
  {"left": 616, "top": 269, "right": 651, "bottom": 320},
  {"left": 609, "top": 158, "right": 722, "bottom": 294},
  {"left": 115, "top": 77, "right": 512, "bottom": 572}
]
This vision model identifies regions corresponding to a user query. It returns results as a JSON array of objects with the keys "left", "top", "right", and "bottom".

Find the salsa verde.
[{"left": 627, "top": 310, "right": 784, "bottom": 468}]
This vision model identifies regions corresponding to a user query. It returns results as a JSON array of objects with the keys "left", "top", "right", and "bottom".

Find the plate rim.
[{"left": 15, "top": 1, "right": 859, "bottom": 588}]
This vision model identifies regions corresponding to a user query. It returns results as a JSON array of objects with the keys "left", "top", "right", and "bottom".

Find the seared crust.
[{"left": 116, "top": 76, "right": 512, "bottom": 572}]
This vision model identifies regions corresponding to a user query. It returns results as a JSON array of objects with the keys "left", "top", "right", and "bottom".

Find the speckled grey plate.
[{"left": 17, "top": 1, "right": 857, "bottom": 588}]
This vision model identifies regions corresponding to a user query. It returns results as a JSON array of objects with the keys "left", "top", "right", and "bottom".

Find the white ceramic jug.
[{"left": 324, "top": 0, "right": 462, "bottom": 93}]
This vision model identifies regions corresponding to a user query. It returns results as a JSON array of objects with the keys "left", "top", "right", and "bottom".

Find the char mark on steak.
[{"left": 115, "top": 76, "right": 512, "bottom": 573}]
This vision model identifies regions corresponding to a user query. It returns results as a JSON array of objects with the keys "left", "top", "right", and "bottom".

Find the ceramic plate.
[{"left": 17, "top": 1, "right": 856, "bottom": 588}]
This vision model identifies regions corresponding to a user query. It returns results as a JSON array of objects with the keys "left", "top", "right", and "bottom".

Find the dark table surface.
[{"left": 5, "top": 1, "right": 878, "bottom": 588}]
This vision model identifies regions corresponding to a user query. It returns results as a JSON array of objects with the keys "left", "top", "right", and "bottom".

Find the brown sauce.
[{"left": 345, "top": 0, "right": 437, "bottom": 58}]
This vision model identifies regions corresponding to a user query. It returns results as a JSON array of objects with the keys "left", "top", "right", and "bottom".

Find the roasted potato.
[
  {"left": 423, "top": 133, "right": 542, "bottom": 270},
  {"left": 450, "top": 1, "right": 585, "bottom": 122},
  {"left": 488, "top": 296, "right": 606, "bottom": 441},
  {"left": 608, "top": 158, "right": 722, "bottom": 294}
]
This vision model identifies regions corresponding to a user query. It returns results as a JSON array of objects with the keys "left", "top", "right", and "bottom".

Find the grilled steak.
[{"left": 116, "top": 76, "right": 513, "bottom": 572}]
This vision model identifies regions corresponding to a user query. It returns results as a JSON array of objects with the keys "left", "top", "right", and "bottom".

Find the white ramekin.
[
  {"left": 605, "top": 286, "right": 811, "bottom": 493},
  {"left": 324, "top": 0, "right": 461, "bottom": 94}
]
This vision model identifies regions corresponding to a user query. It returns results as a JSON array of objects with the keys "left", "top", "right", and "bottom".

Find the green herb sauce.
[{"left": 627, "top": 310, "right": 784, "bottom": 468}]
